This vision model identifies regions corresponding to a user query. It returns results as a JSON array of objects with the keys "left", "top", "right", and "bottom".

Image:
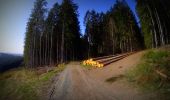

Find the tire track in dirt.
[{"left": 49, "top": 62, "right": 120, "bottom": 100}]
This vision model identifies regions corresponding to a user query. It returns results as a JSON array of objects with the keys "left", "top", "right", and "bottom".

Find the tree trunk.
[
  {"left": 154, "top": 8, "right": 165, "bottom": 46},
  {"left": 146, "top": 3, "right": 158, "bottom": 48},
  {"left": 30, "top": 35, "right": 33, "bottom": 67},
  {"left": 61, "top": 22, "right": 65, "bottom": 63},
  {"left": 50, "top": 26, "right": 54, "bottom": 66},
  {"left": 130, "top": 38, "right": 133, "bottom": 52},
  {"left": 40, "top": 36, "right": 42, "bottom": 66},
  {"left": 33, "top": 35, "right": 36, "bottom": 67},
  {"left": 57, "top": 39, "right": 59, "bottom": 64},
  {"left": 48, "top": 32, "right": 50, "bottom": 65},
  {"left": 45, "top": 34, "right": 47, "bottom": 65}
]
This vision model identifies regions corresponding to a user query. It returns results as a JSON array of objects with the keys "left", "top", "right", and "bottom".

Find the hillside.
[{"left": 0, "top": 53, "right": 23, "bottom": 72}]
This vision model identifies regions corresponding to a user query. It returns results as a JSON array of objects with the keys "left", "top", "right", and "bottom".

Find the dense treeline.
[
  {"left": 136, "top": 0, "right": 170, "bottom": 48},
  {"left": 24, "top": 0, "right": 170, "bottom": 67},
  {"left": 83, "top": 0, "right": 144, "bottom": 58},
  {"left": 24, "top": 0, "right": 81, "bottom": 67}
]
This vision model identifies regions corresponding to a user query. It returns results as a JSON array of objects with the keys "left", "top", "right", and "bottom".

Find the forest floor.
[{"left": 48, "top": 51, "right": 166, "bottom": 100}]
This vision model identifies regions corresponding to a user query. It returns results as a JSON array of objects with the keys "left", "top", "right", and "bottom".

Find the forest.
[{"left": 24, "top": 0, "right": 170, "bottom": 68}]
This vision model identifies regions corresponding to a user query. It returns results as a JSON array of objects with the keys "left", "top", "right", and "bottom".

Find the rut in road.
[{"left": 49, "top": 62, "right": 120, "bottom": 100}]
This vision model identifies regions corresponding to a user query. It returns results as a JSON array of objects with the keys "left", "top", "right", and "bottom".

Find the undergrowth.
[{"left": 126, "top": 50, "right": 170, "bottom": 93}]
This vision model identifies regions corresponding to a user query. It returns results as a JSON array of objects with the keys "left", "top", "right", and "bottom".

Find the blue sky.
[{"left": 0, "top": 0, "right": 138, "bottom": 54}]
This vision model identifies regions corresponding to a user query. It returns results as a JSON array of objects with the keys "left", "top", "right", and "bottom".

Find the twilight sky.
[{"left": 0, "top": 0, "right": 138, "bottom": 54}]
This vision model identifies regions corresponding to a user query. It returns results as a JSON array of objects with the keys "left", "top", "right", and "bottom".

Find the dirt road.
[
  {"left": 48, "top": 52, "right": 160, "bottom": 100},
  {"left": 49, "top": 62, "right": 120, "bottom": 100}
]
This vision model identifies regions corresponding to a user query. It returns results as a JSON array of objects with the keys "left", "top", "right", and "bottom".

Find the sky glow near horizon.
[{"left": 0, "top": 0, "right": 138, "bottom": 54}]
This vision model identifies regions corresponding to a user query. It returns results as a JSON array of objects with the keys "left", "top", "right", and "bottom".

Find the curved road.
[{"left": 49, "top": 62, "right": 120, "bottom": 100}]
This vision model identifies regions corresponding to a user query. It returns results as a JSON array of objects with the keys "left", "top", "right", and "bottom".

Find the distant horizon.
[
  {"left": 0, "top": 51, "right": 23, "bottom": 55},
  {"left": 0, "top": 0, "right": 138, "bottom": 54}
]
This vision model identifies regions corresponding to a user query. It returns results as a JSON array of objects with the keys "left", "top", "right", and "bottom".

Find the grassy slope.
[
  {"left": 0, "top": 64, "right": 65, "bottom": 100},
  {"left": 126, "top": 48, "right": 170, "bottom": 94}
]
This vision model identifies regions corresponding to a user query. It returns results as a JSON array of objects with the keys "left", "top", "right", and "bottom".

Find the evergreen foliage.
[
  {"left": 24, "top": 0, "right": 170, "bottom": 67},
  {"left": 24, "top": 0, "right": 81, "bottom": 67},
  {"left": 84, "top": 0, "right": 144, "bottom": 58},
  {"left": 136, "top": 0, "right": 170, "bottom": 48}
]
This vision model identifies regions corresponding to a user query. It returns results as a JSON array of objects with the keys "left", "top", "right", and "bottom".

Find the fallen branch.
[{"left": 155, "top": 70, "right": 170, "bottom": 80}]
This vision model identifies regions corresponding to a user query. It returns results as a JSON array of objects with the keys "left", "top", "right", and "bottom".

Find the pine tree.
[
  {"left": 60, "top": 0, "right": 81, "bottom": 62},
  {"left": 24, "top": 0, "right": 47, "bottom": 67},
  {"left": 43, "top": 3, "right": 61, "bottom": 66},
  {"left": 136, "top": 0, "right": 170, "bottom": 48},
  {"left": 84, "top": 0, "right": 144, "bottom": 58}
]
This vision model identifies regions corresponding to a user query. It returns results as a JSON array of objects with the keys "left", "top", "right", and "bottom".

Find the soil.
[{"left": 48, "top": 51, "right": 164, "bottom": 100}]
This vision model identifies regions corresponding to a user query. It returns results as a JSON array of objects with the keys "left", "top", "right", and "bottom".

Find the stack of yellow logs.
[{"left": 82, "top": 59, "right": 104, "bottom": 68}]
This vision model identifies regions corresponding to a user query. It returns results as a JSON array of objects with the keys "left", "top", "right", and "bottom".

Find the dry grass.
[
  {"left": 0, "top": 64, "right": 65, "bottom": 100},
  {"left": 126, "top": 49, "right": 170, "bottom": 92}
]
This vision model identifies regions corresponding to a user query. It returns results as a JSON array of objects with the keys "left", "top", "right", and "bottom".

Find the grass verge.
[
  {"left": 0, "top": 64, "right": 65, "bottom": 100},
  {"left": 126, "top": 49, "right": 170, "bottom": 93}
]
